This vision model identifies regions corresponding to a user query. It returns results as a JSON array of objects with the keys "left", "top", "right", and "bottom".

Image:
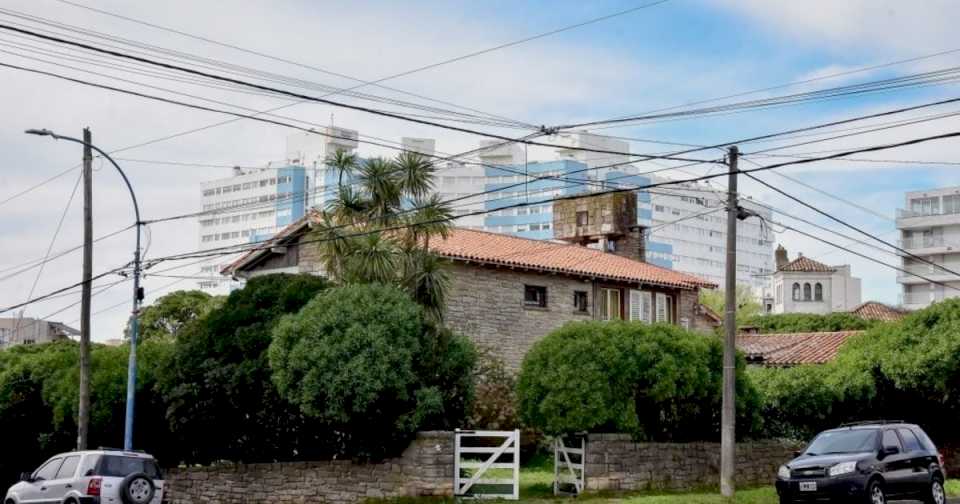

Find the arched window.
[
  {"left": 792, "top": 283, "right": 801, "bottom": 301},
  {"left": 814, "top": 283, "right": 823, "bottom": 301},
  {"left": 803, "top": 283, "right": 812, "bottom": 301}
]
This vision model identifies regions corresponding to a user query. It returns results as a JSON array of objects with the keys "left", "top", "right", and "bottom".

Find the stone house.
[{"left": 224, "top": 211, "right": 717, "bottom": 370}]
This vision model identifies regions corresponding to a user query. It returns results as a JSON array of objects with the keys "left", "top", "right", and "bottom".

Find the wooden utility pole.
[
  {"left": 78, "top": 127, "right": 92, "bottom": 450},
  {"left": 720, "top": 145, "right": 739, "bottom": 497}
]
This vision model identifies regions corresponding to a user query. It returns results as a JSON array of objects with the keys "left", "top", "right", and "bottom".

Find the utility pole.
[
  {"left": 78, "top": 127, "right": 92, "bottom": 451},
  {"left": 720, "top": 145, "right": 739, "bottom": 497}
]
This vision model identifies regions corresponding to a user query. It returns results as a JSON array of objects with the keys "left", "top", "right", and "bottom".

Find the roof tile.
[
  {"left": 778, "top": 255, "right": 836, "bottom": 273},
  {"left": 850, "top": 301, "right": 910, "bottom": 322},
  {"left": 736, "top": 331, "right": 864, "bottom": 366}
]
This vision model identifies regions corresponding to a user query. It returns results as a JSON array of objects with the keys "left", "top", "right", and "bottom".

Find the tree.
[
  {"left": 269, "top": 284, "right": 475, "bottom": 459},
  {"left": 699, "top": 284, "right": 762, "bottom": 325},
  {"left": 132, "top": 290, "right": 224, "bottom": 341},
  {"left": 157, "top": 273, "right": 331, "bottom": 464},
  {"left": 307, "top": 152, "right": 452, "bottom": 320}
]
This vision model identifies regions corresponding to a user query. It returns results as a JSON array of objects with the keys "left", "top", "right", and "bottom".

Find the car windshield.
[
  {"left": 96, "top": 455, "right": 162, "bottom": 479},
  {"left": 805, "top": 429, "right": 878, "bottom": 455}
]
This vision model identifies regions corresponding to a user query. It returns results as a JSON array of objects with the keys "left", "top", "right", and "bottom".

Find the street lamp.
[{"left": 26, "top": 128, "right": 143, "bottom": 451}]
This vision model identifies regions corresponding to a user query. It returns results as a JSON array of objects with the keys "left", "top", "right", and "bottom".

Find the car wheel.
[
  {"left": 119, "top": 472, "right": 156, "bottom": 504},
  {"left": 866, "top": 479, "right": 886, "bottom": 504},
  {"left": 924, "top": 477, "right": 947, "bottom": 504}
]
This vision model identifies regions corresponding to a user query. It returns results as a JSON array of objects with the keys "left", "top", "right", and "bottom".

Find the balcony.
[
  {"left": 896, "top": 208, "right": 960, "bottom": 230},
  {"left": 897, "top": 263, "right": 960, "bottom": 284},
  {"left": 899, "top": 236, "right": 960, "bottom": 255}
]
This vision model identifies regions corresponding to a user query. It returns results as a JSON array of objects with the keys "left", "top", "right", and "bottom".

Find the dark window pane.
[
  {"left": 805, "top": 429, "right": 877, "bottom": 455},
  {"left": 882, "top": 430, "right": 902, "bottom": 450},
  {"left": 56, "top": 456, "right": 80, "bottom": 480},
  {"left": 573, "top": 291, "right": 588, "bottom": 312},
  {"left": 898, "top": 428, "right": 923, "bottom": 452},
  {"left": 524, "top": 285, "right": 547, "bottom": 308},
  {"left": 96, "top": 456, "right": 162, "bottom": 479}
]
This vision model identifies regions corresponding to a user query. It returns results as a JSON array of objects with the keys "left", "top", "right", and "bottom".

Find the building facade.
[
  {"left": 896, "top": 185, "right": 960, "bottom": 309},
  {"left": 224, "top": 214, "right": 717, "bottom": 371},
  {"left": 769, "top": 247, "right": 862, "bottom": 315},
  {"left": 0, "top": 317, "right": 78, "bottom": 347}
]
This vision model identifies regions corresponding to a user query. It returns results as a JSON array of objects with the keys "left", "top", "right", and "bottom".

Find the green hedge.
[
  {"left": 743, "top": 312, "right": 876, "bottom": 333},
  {"left": 517, "top": 321, "right": 760, "bottom": 440}
]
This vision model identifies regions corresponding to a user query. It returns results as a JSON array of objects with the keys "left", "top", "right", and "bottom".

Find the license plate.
[{"left": 799, "top": 482, "right": 817, "bottom": 492}]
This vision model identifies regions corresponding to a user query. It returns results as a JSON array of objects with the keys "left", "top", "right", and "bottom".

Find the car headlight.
[
  {"left": 828, "top": 461, "right": 857, "bottom": 477},
  {"left": 778, "top": 465, "right": 791, "bottom": 479}
]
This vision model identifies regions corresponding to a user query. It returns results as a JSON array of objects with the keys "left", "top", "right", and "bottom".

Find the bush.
[
  {"left": 743, "top": 312, "right": 875, "bottom": 333},
  {"left": 269, "top": 283, "right": 475, "bottom": 459},
  {"left": 752, "top": 299, "right": 960, "bottom": 446},
  {"left": 158, "top": 273, "right": 331, "bottom": 464},
  {"left": 517, "top": 321, "right": 759, "bottom": 440}
]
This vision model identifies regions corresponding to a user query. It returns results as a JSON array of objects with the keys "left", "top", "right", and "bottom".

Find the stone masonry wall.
[
  {"left": 585, "top": 434, "right": 802, "bottom": 491},
  {"left": 443, "top": 262, "right": 595, "bottom": 372},
  {"left": 163, "top": 432, "right": 453, "bottom": 504}
]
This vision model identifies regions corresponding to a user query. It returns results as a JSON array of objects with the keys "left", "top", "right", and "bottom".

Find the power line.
[
  {"left": 0, "top": 224, "right": 133, "bottom": 282},
  {"left": 745, "top": 172, "right": 960, "bottom": 280},
  {"left": 0, "top": 266, "right": 129, "bottom": 315},
  {"left": 0, "top": 22, "right": 721, "bottom": 162},
  {"left": 140, "top": 130, "right": 960, "bottom": 266},
  {"left": 0, "top": 164, "right": 78, "bottom": 208}
]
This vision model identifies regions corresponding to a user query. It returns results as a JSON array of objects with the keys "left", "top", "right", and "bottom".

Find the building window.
[
  {"left": 803, "top": 283, "right": 812, "bottom": 301},
  {"left": 814, "top": 282, "right": 823, "bottom": 301},
  {"left": 573, "top": 291, "right": 588, "bottom": 313},
  {"left": 792, "top": 283, "right": 801, "bottom": 301},
  {"left": 655, "top": 292, "right": 674, "bottom": 323},
  {"left": 629, "top": 290, "right": 653, "bottom": 323},
  {"left": 576, "top": 211, "right": 589, "bottom": 226},
  {"left": 597, "top": 288, "right": 622, "bottom": 320},
  {"left": 524, "top": 285, "right": 547, "bottom": 308}
]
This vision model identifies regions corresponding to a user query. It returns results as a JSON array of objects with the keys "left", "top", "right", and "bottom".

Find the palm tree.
[
  {"left": 312, "top": 151, "right": 452, "bottom": 319},
  {"left": 326, "top": 149, "right": 358, "bottom": 189}
]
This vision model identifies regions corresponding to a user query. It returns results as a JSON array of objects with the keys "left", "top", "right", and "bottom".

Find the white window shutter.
[
  {"left": 656, "top": 293, "right": 667, "bottom": 322},
  {"left": 629, "top": 290, "right": 642, "bottom": 321}
]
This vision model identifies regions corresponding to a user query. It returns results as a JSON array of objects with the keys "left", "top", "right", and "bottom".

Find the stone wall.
[
  {"left": 163, "top": 432, "right": 453, "bottom": 504},
  {"left": 585, "top": 434, "right": 802, "bottom": 491}
]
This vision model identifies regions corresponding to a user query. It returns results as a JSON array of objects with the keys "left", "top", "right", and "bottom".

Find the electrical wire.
[{"left": 0, "top": 164, "right": 78, "bottom": 208}]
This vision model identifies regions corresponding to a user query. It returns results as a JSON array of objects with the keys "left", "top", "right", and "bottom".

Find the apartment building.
[
  {"left": 896, "top": 185, "right": 960, "bottom": 309},
  {"left": 0, "top": 317, "right": 78, "bottom": 347}
]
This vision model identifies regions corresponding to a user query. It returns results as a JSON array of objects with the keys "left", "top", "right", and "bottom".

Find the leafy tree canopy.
[
  {"left": 743, "top": 312, "right": 876, "bottom": 333},
  {"left": 131, "top": 290, "right": 224, "bottom": 341},
  {"left": 699, "top": 284, "right": 763, "bottom": 325}
]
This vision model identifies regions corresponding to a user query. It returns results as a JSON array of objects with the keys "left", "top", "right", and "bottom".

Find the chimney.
[
  {"left": 609, "top": 226, "right": 646, "bottom": 263},
  {"left": 775, "top": 244, "right": 789, "bottom": 270}
]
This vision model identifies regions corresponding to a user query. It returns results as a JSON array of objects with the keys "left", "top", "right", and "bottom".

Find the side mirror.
[
  {"left": 880, "top": 446, "right": 900, "bottom": 457},
  {"left": 793, "top": 450, "right": 803, "bottom": 458},
  {"left": 19, "top": 472, "right": 33, "bottom": 482}
]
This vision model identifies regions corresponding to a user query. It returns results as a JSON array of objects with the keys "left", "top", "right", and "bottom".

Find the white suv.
[{"left": 4, "top": 449, "right": 164, "bottom": 504}]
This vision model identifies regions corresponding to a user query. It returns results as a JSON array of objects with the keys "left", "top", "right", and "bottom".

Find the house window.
[
  {"left": 814, "top": 283, "right": 823, "bottom": 301},
  {"left": 792, "top": 283, "right": 801, "bottom": 301},
  {"left": 803, "top": 283, "right": 812, "bottom": 301},
  {"left": 573, "top": 291, "right": 588, "bottom": 313},
  {"left": 655, "top": 293, "right": 674, "bottom": 323},
  {"left": 597, "top": 288, "right": 622, "bottom": 320},
  {"left": 524, "top": 285, "right": 547, "bottom": 308},
  {"left": 629, "top": 290, "right": 653, "bottom": 323},
  {"left": 576, "top": 211, "right": 589, "bottom": 226}
]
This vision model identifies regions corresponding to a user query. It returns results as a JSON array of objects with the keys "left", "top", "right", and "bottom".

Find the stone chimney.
[
  {"left": 775, "top": 244, "right": 789, "bottom": 270},
  {"left": 552, "top": 191, "right": 646, "bottom": 262}
]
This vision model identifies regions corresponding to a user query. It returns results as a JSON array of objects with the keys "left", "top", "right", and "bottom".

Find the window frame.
[
  {"left": 573, "top": 291, "right": 589, "bottom": 313},
  {"left": 882, "top": 429, "right": 902, "bottom": 451},
  {"left": 897, "top": 428, "right": 923, "bottom": 453},
  {"left": 803, "top": 283, "right": 812, "bottom": 301},
  {"left": 33, "top": 457, "right": 63, "bottom": 482},
  {"left": 523, "top": 285, "right": 548, "bottom": 308},
  {"left": 55, "top": 455, "right": 81, "bottom": 480},
  {"left": 814, "top": 282, "right": 823, "bottom": 301},
  {"left": 792, "top": 283, "right": 801, "bottom": 301},
  {"left": 597, "top": 287, "right": 624, "bottom": 321}
]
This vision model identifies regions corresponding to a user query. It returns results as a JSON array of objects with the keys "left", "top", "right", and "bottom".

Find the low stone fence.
[
  {"left": 163, "top": 431, "right": 454, "bottom": 504},
  {"left": 585, "top": 434, "right": 802, "bottom": 491}
]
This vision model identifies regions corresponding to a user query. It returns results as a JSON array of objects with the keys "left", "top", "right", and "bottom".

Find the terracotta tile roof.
[
  {"left": 222, "top": 209, "right": 320, "bottom": 274},
  {"left": 736, "top": 331, "right": 864, "bottom": 366},
  {"left": 778, "top": 255, "right": 836, "bottom": 273},
  {"left": 224, "top": 215, "right": 716, "bottom": 290},
  {"left": 850, "top": 301, "right": 910, "bottom": 322},
  {"left": 428, "top": 228, "right": 715, "bottom": 290}
]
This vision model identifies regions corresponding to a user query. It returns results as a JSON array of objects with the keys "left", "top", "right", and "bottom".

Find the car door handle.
[
  {"left": 65, "top": 484, "right": 73, "bottom": 488},
  {"left": 40, "top": 486, "right": 47, "bottom": 491}
]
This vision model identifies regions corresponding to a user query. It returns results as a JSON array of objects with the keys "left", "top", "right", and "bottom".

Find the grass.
[{"left": 374, "top": 456, "right": 960, "bottom": 504}]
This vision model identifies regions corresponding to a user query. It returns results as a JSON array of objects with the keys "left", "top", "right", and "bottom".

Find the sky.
[{"left": 1, "top": 0, "right": 959, "bottom": 341}]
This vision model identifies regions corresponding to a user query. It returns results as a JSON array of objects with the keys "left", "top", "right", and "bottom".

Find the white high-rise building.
[{"left": 896, "top": 185, "right": 960, "bottom": 309}]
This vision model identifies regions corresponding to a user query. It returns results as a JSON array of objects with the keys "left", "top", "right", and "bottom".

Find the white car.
[{"left": 4, "top": 449, "right": 164, "bottom": 504}]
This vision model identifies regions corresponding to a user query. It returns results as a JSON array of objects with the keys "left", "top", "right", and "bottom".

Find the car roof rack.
[
  {"left": 839, "top": 420, "right": 906, "bottom": 427},
  {"left": 97, "top": 446, "right": 146, "bottom": 453}
]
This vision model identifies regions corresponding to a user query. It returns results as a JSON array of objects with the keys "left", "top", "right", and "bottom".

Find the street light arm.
[{"left": 29, "top": 132, "right": 141, "bottom": 225}]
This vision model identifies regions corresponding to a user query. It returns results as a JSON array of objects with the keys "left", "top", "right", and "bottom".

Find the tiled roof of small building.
[
  {"left": 850, "top": 301, "right": 910, "bottom": 322},
  {"left": 736, "top": 331, "right": 864, "bottom": 366},
  {"left": 428, "top": 228, "right": 715, "bottom": 289},
  {"left": 224, "top": 213, "right": 715, "bottom": 290},
  {"left": 778, "top": 255, "right": 836, "bottom": 273}
]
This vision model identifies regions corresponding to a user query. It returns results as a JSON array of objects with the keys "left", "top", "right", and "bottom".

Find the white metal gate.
[
  {"left": 454, "top": 429, "right": 520, "bottom": 500},
  {"left": 553, "top": 434, "right": 585, "bottom": 495}
]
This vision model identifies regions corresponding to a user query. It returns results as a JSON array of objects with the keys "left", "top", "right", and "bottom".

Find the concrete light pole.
[{"left": 26, "top": 128, "right": 143, "bottom": 451}]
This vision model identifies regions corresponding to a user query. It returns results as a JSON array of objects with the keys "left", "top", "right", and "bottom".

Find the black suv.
[{"left": 776, "top": 421, "right": 947, "bottom": 504}]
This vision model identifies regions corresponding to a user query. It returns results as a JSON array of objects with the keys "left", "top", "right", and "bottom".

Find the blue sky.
[{"left": 1, "top": 0, "right": 958, "bottom": 338}]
